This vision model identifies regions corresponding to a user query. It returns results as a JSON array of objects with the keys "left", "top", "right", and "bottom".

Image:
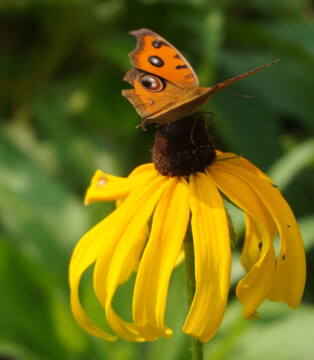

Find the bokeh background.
[{"left": 1, "top": 0, "right": 314, "bottom": 359}]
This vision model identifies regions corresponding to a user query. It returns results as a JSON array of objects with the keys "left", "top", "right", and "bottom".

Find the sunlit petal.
[
  {"left": 70, "top": 211, "right": 122, "bottom": 340},
  {"left": 93, "top": 175, "right": 169, "bottom": 341},
  {"left": 239, "top": 157, "right": 275, "bottom": 184},
  {"left": 209, "top": 164, "right": 276, "bottom": 318},
  {"left": 119, "top": 223, "right": 149, "bottom": 284},
  {"left": 215, "top": 151, "right": 276, "bottom": 185},
  {"left": 129, "top": 163, "right": 155, "bottom": 176},
  {"left": 213, "top": 161, "right": 306, "bottom": 308},
  {"left": 133, "top": 177, "right": 190, "bottom": 340},
  {"left": 70, "top": 278, "right": 117, "bottom": 341},
  {"left": 84, "top": 170, "right": 132, "bottom": 204},
  {"left": 70, "top": 168, "right": 160, "bottom": 340},
  {"left": 85, "top": 165, "right": 158, "bottom": 204},
  {"left": 242, "top": 204, "right": 277, "bottom": 273},
  {"left": 242, "top": 214, "right": 262, "bottom": 272},
  {"left": 183, "top": 172, "right": 231, "bottom": 342}
]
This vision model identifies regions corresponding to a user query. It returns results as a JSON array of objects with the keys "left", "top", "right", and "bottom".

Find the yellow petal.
[
  {"left": 215, "top": 151, "right": 243, "bottom": 166},
  {"left": 209, "top": 164, "right": 276, "bottom": 318},
  {"left": 85, "top": 164, "right": 157, "bottom": 204},
  {"left": 69, "top": 167, "right": 159, "bottom": 340},
  {"left": 69, "top": 213, "right": 119, "bottom": 289},
  {"left": 242, "top": 207, "right": 277, "bottom": 273},
  {"left": 241, "top": 213, "right": 267, "bottom": 272},
  {"left": 183, "top": 172, "right": 231, "bottom": 342},
  {"left": 129, "top": 163, "right": 155, "bottom": 177},
  {"left": 133, "top": 177, "right": 190, "bottom": 340},
  {"left": 215, "top": 151, "right": 276, "bottom": 186},
  {"left": 69, "top": 167, "right": 157, "bottom": 286},
  {"left": 241, "top": 214, "right": 262, "bottom": 272},
  {"left": 93, "top": 174, "right": 169, "bottom": 341},
  {"left": 70, "top": 210, "right": 120, "bottom": 339},
  {"left": 119, "top": 223, "right": 149, "bottom": 284},
  {"left": 239, "top": 156, "right": 276, "bottom": 185},
  {"left": 84, "top": 170, "right": 133, "bottom": 204},
  {"left": 175, "top": 249, "right": 185, "bottom": 267},
  {"left": 213, "top": 161, "right": 306, "bottom": 308},
  {"left": 70, "top": 278, "right": 117, "bottom": 341}
]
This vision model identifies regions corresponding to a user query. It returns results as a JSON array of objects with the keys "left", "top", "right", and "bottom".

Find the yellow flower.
[{"left": 69, "top": 151, "right": 306, "bottom": 343}]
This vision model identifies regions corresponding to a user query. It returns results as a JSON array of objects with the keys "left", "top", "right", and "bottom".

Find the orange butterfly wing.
[{"left": 128, "top": 28, "right": 199, "bottom": 89}]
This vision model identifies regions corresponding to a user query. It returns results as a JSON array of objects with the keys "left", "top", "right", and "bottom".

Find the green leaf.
[
  {"left": 268, "top": 139, "right": 314, "bottom": 190},
  {"left": 206, "top": 300, "right": 314, "bottom": 360}
]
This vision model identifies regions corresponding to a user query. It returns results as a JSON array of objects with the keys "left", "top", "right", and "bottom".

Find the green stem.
[{"left": 184, "top": 226, "right": 204, "bottom": 360}]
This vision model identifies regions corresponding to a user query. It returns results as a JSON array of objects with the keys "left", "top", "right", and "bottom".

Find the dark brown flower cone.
[{"left": 152, "top": 116, "right": 216, "bottom": 176}]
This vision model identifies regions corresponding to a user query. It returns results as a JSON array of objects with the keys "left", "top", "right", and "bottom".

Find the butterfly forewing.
[{"left": 128, "top": 28, "right": 199, "bottom": 89}]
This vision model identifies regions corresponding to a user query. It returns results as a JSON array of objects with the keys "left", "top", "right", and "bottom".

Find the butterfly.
[{"left": 122, "top": 28, "right": 278, "bottom": 129}]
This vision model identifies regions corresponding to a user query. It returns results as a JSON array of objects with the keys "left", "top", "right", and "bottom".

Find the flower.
[{"left": 69, "top": 150, "right": 306, "bottom": 343}]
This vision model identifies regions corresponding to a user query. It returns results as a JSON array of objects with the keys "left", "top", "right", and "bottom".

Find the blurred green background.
[{"left": 1, "top": 0, "right": 314, "bottom": 359}]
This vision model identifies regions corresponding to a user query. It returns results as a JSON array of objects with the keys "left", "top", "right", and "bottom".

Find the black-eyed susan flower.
[{"left": 69, "top": 117, "right": 306, "bottom": 343}]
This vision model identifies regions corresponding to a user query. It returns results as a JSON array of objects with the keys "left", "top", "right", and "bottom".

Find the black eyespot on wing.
[
  {"left": 140, "top": 75, "right": 164, "bottom": 92},
  {"left": 148, "top": 56, "right": 164, "bottom": 67}
]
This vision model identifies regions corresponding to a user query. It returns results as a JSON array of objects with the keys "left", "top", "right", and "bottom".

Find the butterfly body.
[{"left": 122, "top": 28, "right": 278, "bottom": 128}]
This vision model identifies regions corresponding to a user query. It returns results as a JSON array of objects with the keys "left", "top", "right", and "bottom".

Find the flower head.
[{"left": 69, "top": 118, "right": 306, "bottom": 343}]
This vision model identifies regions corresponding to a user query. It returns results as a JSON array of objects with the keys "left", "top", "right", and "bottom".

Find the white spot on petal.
[{"left": 97, "top": 176, "right": 107, "bottom": 187}]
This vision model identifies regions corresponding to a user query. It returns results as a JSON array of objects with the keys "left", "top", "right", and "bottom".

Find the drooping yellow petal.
[
  {"left": 84, "top": 170, "right": 132, "bottom": 204},
  {"left": 233, "top": 154, "right": 278, "bottom": 272},
  {"left": 69, "top": 167, "right": 159, "bottom": 340},
  {"left": 69, "top": 211, "right": 121, "bottom": 291},
  {"left": 85, "top": 164, "right": 156, "bottom": 204},
  {"left": 242, "top": 207, "right": 277, "bottom": 273},
  {"left": 115, "top": 199, "right": 149, "bottom": 283},
  {"left": 215, "top": 151, "right": 276, "bottom": 185},
  {"left": 133, "top": 177, "right": 190, "bottom": 340},
  {"left": 209, "top": 164, "right": 276, "bottom": 318},
  {"left": 213, "top": 161, "right": 306, "bottom": 308},
  {"left": 239, "top": 157, "right": 275, "bottom": 184},
  {"left": 93, "top": 175, "right": 169, "bottom": 341},
  {"left": 70, "top": 277, "right": 117, "bottom": 341},
  {"left": 241, "top": 213, "right": 261, "bottom": 272},
  {"left": 241, "top": 213, "right": 262, "bottom": 272},
  {"left": 183, "top": 172, "right": 231, "bottom": 342},
  {"left": 119, "top": 223, "right": 149, "bottom": 284},
  {"left": 70, "top": 212, "right": 122, "bottom": 340}
]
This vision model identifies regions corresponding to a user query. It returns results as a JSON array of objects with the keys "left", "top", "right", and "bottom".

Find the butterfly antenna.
[
  {"left": 219, "top": 90, "right": 253, "bottom": 98},
  {"left": 190, "top": 117, "right": 198, "bottom": 145},
  {"left": 208, "top": 59, "right": 279, "bottom": 95},
  {"left": 197, "top": 111, "right": 214, "bottom": 130}
]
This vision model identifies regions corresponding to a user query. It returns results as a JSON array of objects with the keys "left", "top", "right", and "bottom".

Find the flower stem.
[{"left": 184, "top": 226, "right": 204, "bottom": 360}]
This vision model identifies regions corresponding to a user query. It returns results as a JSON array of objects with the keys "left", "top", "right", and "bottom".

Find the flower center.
[{"left": 152, "top": 117, "right": 216, "bottom": 176}]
